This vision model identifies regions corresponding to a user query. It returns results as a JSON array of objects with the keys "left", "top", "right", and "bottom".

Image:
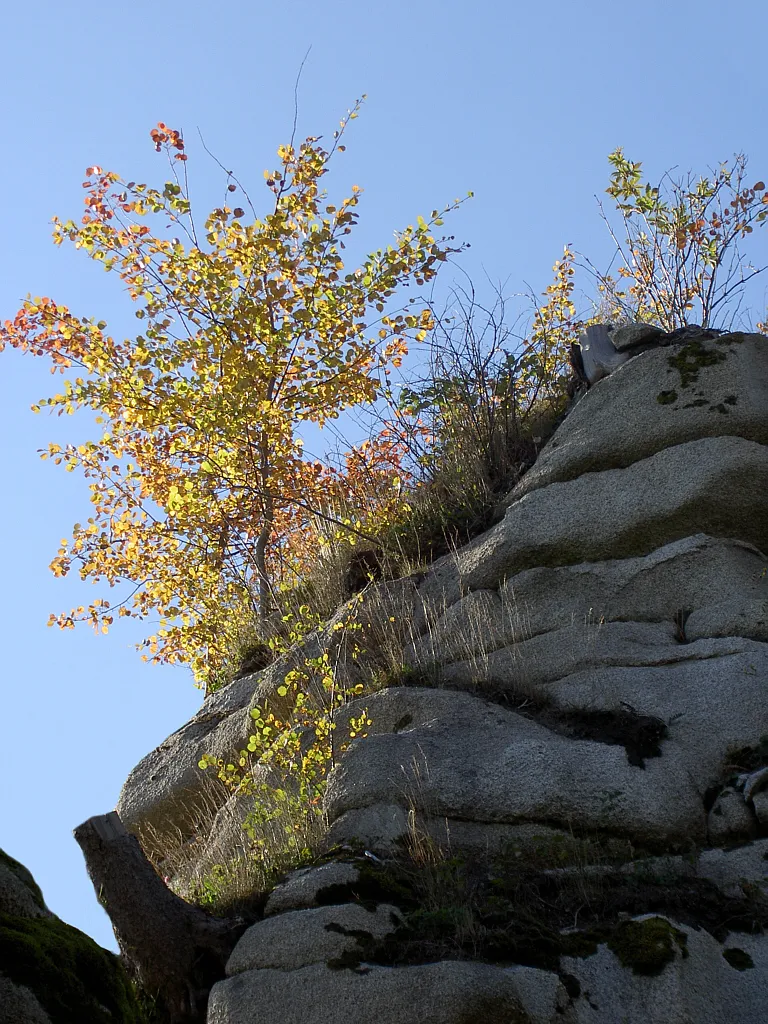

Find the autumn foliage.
[
  {"left": 595, "top": 149, "right": 768, "bottom": 330},
  {"left": 4, "top": 119, "right": 766, "bottom": 691},
  {"left": 0, "top": 102, "right": 466, "bottom": 684}
]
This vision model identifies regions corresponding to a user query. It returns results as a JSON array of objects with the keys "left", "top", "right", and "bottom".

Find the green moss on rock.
[
  {"left": 318, "top": 843, "right": 768, "bottom": 981},
  {"left": 0, "top": 913, "right": 144, "bottom": 1023},
  {"left": 606, "top": 916, "right": 688, "bottom": 976}
]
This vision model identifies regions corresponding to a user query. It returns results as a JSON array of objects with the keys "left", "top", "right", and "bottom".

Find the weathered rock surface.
[
  {"left": 0, "top": 973, "right": 52, "bottom": 1024},
  {"left": 327, "top": 635, "right": 768, "bottom": 848},
  {"left": 264, "top": 861, "right": 361, "bottom": 916},
  {"left": 226, "top": 903, "right": 402, "bottom": 973},
  {"left": 417, "top": 434, "right": 768, "bottom": 611},
  {"left": 686, "top": 595, "right": 768, "bottom": 643},
  {"left": 696, "top": 840, "right": 768, "bottom": 898},
  {"left": 0, "top": 851, "right": 50, "bottom": 919},
  {"left": 208, "top": 960, "right": 534, "bottom": 1024},
  {"left": 707, "top": 786, "right": 758, "bottom": 845},
  {"left": 414, "top": 533, "right": 767, "bottom": 656},
  {"left": 610, "top": 322, "right": 666, "bottom": 351},
  {"left": 325, "top": 803, "right": 411, "bottom": 852},
  {"left": 753, "top": 790, "right": 768, "bottom": 828},
  {"left": 209, "top": 916, "right": 768, "bottom": 1024},
  {"left": 117, "top": 708, "right": 248, "bottom": 845},
  {"left": 117, "top": 579, "right": 422, "bottom": 845},
  {"left": 437, "top": 619, "right": 680, "bottom": 691},
  {"left": 110, "top": 329, "right": 768, "bottom": 1024},
  {"left": 508, "top": 331, "right": 768, "bottom": 499},
  {"left": 558, "top": 918, "right": 768, "bottom": 1024}
]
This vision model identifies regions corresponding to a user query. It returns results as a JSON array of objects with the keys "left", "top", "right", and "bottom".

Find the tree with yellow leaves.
[{"left": 1, "top": 101, "right": 466, "bottom": 684}]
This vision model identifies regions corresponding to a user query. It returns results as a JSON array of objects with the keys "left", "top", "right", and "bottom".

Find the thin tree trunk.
[
  {"left": 255, "top": 517, "right": 273, "bottom": 625},
  {"left": 74, "top": 812, "right": 246, "bottom": 1024},
  {"left": 256, "top": 409, "right": 275, "bottom": 625}
]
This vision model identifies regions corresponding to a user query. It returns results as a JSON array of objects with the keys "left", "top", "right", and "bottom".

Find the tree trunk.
[
  {"left": 255, "top": 520, "right": 273, "bottom": 625},
  {"left": 74, "top": 812, "right": 246, "bottom": 1024}
]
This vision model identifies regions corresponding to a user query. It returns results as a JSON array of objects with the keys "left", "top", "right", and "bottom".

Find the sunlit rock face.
[{"left": 117, "top": 329, "right": 768, "bottom": 1024}]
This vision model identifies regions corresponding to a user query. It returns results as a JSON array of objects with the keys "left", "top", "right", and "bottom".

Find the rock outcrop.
[
  {"left": 116, "top": 328, "right": 768, "bottom": 1023},
  {"left": 0, "top": 847, "right": 143, "bottom": 1024}
]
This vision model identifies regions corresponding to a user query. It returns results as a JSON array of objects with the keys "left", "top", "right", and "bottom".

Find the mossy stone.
[
  {"left": 0, "top": 849, "right": 46, "bottom": 910},
  {"left": 666, "top": 339, "right": 727, "bottom": 389},
  {"left": 0, "top": 913, "right": 144, "bottom": 1023},
  {"left": 606, "top": 916, "right": 687, "bottom": 976}
]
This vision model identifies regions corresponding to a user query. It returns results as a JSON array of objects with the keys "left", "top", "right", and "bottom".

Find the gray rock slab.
[
  {"left": 413, "top": 534, "right": 767, "bottom": 663},
  {"left": 686, "top": 596, "right": 768, "bottom": 643},
  {"left": 265, "top": 862, "right": 361, "bottom": 916},
  {"left": 502, "top": 965, "right": 571, "bottom": 1022},
  {"left": 226, "top": 903, "right": 403, "bottom": 974},
  {"left": 752, "top": 790, "right": 768, "bottom": 828},
  {"left": 406, "top": 589, "right": 504, "bottom": 665},
  {"left": 537, "top": 641, "right": 768, "bottom": 776},
  {"left": 697, "top": 840, "right": 768, "bottom": 898},
  {"left": 116, "top": 707, "right": 249, "bottom": 842},
  {"left": 325, "top": 804, "right": 410, "bottom": 853},
  {"left": 208, "top": 960, "right": 532, "bottom": 1024},
  {"left": 117, "top": 531, "right": 767, "bottom": 847},
  {"left": 578, "top": 324, "right": 631, "bottom": 383},
  {"left": 416, "top": 435, "right": 768, "bottom": 612},
  {"left": 344, "top": 685, "right": 522, "bottom": 738},
  {"left": 325, "top": 695, "right": 705, "bottom": 847},
  {"left": 437, "top": 619, "right": 680, "bottom": 692},
  {"left": 117, "top": 615, "right": 370, "bottom": 841},
  {"left": 560, "top": 918, "right": 768, "bottom": 1024},
  {"left": 741, "top": 767, "right": 768, "bottom": 803},
  {"left": 536, "top": 634, "right": 765, "bottom": 733},
  {"left": 327, "top": 644, "right": 768, "bottom": 849},
  {"left": 0, "top": 861, "right": 48, "bottom": 919},
  {"left": 325, "top": 806, "right": 584, "bottom": 859},
  {"left": 497, "top": 534, "right": 767, "bottom": 644},
  {"left": 509, "top": 332, "right": 768, "bottom": 501},
  {"left": 416, "top": 818, "right": 579, "bottom": 861}
]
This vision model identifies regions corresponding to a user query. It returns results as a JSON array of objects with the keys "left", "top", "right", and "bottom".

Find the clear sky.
[{"left": 2, "top": 0, "right": 766, "bottom": 952}]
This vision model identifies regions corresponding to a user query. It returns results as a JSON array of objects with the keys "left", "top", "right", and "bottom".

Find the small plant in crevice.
[
  {"left": 180, "top": 855, "right": 278, "bottom": 921},
  {"left": 368, "top": 661, "right": 444, "bottom": 692},
  {"left": 197, "top": 598, "right": 374, "bottom": 902}
]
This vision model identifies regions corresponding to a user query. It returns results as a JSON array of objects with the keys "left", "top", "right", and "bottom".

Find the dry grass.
[{"left": 136, "top": 770, "right": 327, "bottom": 918}]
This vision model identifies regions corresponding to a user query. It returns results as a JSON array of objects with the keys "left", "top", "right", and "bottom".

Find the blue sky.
[{"left": 2, "top": 0, "right": 766, "bottom": 952}]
